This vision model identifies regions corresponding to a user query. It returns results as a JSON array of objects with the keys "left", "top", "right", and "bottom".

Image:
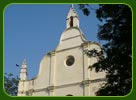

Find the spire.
[
  {"left": 20, "top": 59, "right": 28, "bottom": 80},
  {"left": 21, "top": 59, "right": 27, "bottom": 68},
  {"left": 66, "top": 5, "right": 79, "bottom": 28},
  {"left": 22, "top": 59, "right": 27, "bottom": 65},
  {"left": 67, "top": 5, "right": 78, "bottom": 19},
  {"left": 71, "top": 4, "right": 74, "bottom": 8}
]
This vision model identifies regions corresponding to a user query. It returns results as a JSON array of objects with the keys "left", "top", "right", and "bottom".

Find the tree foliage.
[
  {"left": 4, "top": 73, "right": 19, "bottom": 96},
  {"left": 79, "top": 4, "right": 132, "bottom": 96},
  {"left": 78, "top": 4, "right": 90, "bottom": 16}
]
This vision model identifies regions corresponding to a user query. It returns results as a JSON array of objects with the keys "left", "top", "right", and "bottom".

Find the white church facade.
[{"left": 17, "top": 5, "right": 105, "bottom": 96}]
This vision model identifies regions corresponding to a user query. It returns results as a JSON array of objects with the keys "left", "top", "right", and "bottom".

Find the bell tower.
[
  {"left": 18, "top": 59, "right": 28, "bottom": 96},
  {"left": 66, "top": 5, "right": 79, "bottom": 28},
  {"left": 20, "top": 59, "right": 28, "bottom": 80}
]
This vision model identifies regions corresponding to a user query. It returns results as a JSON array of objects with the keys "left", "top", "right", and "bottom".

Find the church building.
[{"left": 17, "top": 5, "right": 105, "bottom": 96}]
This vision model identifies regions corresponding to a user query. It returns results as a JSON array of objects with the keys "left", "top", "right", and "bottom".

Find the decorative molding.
[
  {"left": 81, "top": 42, "right": 89, "bottom": 48},
  {"left": 20, "top": 67, "right": 27, "bottom": 69},
  {"left": 22, "top": 78, "right": 106, "bottom": 94},
  {"left": 56, "top": 45, "right": 81, "bottom": 53},
  {"left": 62, "top": 27, "right": 87, "bottom": 42},
  {"left": 18, "top": 91, "right": 25, "bottom": 94},
  {"left": 61, "top": 35, "right": 81, "bottom": 41},
  {"left": 81, "top": 41, "right": 102, "bottom": 47},
  {"left": 26, "top": 89, "right": 35, "bottom": 96},
  {"left": 19, "top": 80, "right": 27, "bottom": 82},
  {"left": 46, "top": 86, "right": 55, "bottom": 92},
  {"left": 66, "top": 16, "right": 78, "bottom": 20},
  {"left": 91, "top": 78, "right": 106, "bottom": 83},
  {"left": 51, "top": 51, "right": 56, "bottom": 56},
  {"left": 34, "top": 88, "right": 47, "bottom": 92},
  {"left": 46, "top": 51, "right": 56, "bottom": 56},
  {"left": 81, "top": 80, "right": 90, "bottom": 86}
]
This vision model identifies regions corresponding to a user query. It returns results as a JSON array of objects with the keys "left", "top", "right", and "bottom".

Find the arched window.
[
  {"left": 66, "top": 94, "right": 73, "bottom": 96},
  {"left": 69, "top": 16, "right": 73, "bottom": 27}
]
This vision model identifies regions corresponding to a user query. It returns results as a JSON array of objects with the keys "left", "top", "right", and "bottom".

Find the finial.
[
  {"left": 71, "top": 4, "right": 74, "bottom": 8},
  {"left": 22, "top": 59, "right": 27, "bottom": 65}
]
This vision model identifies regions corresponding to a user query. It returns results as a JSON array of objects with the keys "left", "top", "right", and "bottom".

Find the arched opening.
[
  {"left": 66, "top": 94, "right": 73, "bottom": 96},
  {"left": 69, "top": 16, "right": 73, "bottom": 27}
]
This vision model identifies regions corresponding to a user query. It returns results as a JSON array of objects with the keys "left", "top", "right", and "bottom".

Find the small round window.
[{"left": 65, "top": 56, "right": 75, "bottom": 66}]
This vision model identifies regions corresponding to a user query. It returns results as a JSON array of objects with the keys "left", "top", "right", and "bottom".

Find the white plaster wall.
[
  {"left": 18, "top": 55, "right": 52, "bottom": 96},
  {"left": 60, "top": 28, "right": 83, "bottom": 41},
  {"left": 32, "top": 91, "right": 49, "bottom": 96},
  {"left": 17, "top": 81, "right": 24, "bottom": 94},
  {"left": 33, "top": 55, "right": 51, "bottom": 90},
  {"left": 57, "top": 28, "right": 85, "bottom": 51},
  {"left": 54, "top": 47, "right": 84, "bottom": 86},
  {"left": 88, "top": 43, "right": 106, "bottom": 80},
  {"left": 57, "top": 37, "right": 84, "bottom": 51},
  {"left": 18, "top": 42, "right": 105, "bottom": 96},
  {"left": 90, "top": 81, "right": 104, "bottom": 96},
  {"left": 24, "top": 81, "right": 29, "bottom": 91},
  {"left": 54, "top": 85, "right": 84, "bottom": 96},
  {"left": 90, "top": 68, "right": 106, "bottom": 80},
  {"left": 20, "top": 69, "right": 27, "bottom": 80},
  {"left": 18, "top": 81, "right": 29, "bottom": 96},
  {"left": 73, "top": 18, "right": 79, "bottom": 27}
]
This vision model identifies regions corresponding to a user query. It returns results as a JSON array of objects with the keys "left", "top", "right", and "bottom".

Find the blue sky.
[{"left": 4, "top": 4, "right": 101, "bottom": 79}]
